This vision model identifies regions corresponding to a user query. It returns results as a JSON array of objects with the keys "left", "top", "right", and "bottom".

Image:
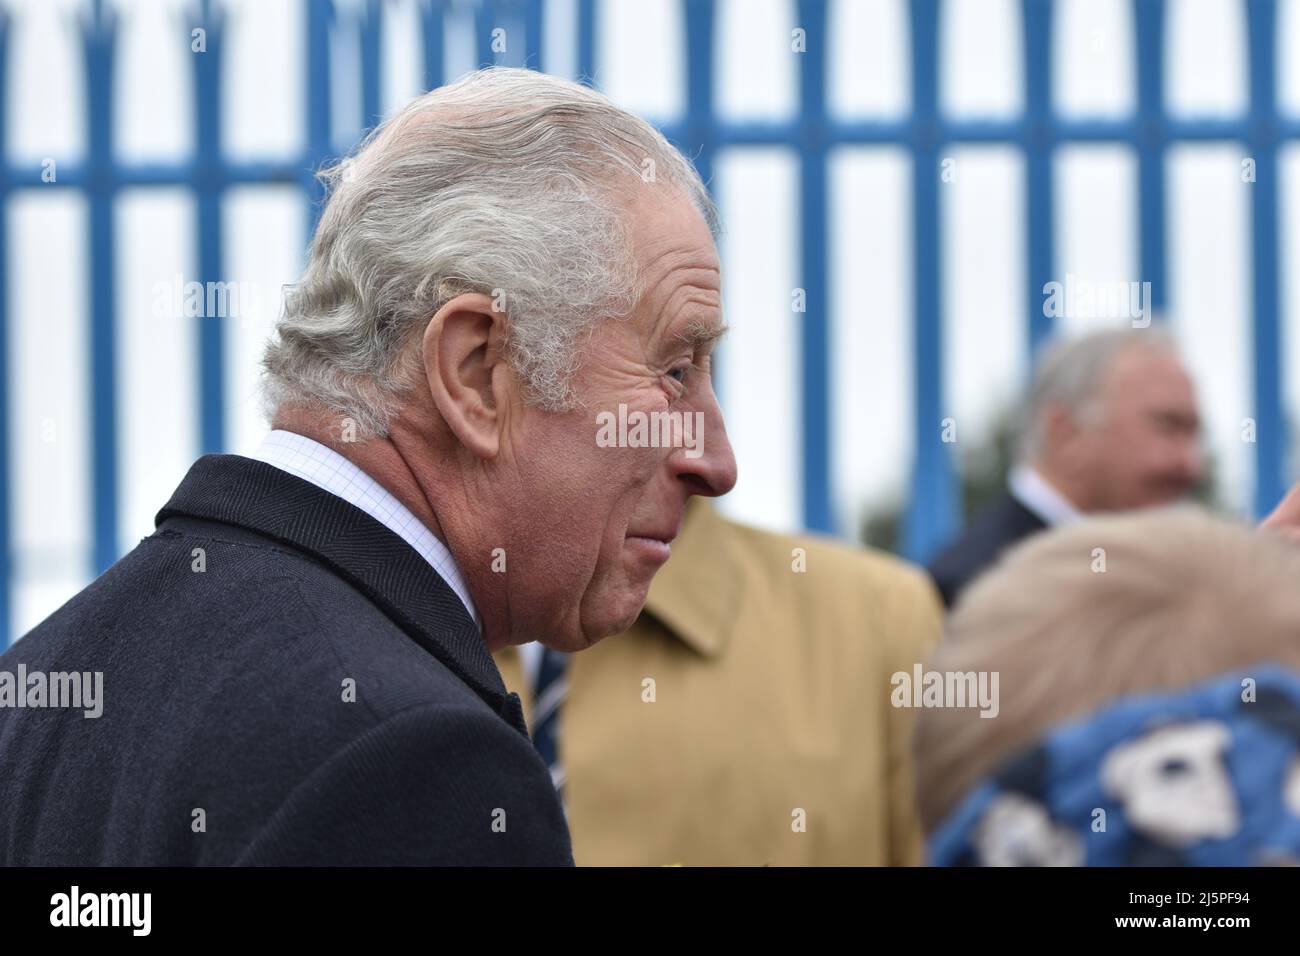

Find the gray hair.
[
  {"left": 1018, "top": 326, "right": 1179, "bottom": 460},
  {"left": 262, "top": 67, "right": 719, "bottom": 438}
]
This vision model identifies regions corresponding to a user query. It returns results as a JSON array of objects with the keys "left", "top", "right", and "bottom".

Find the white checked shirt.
[{"left": 248, "top": 430, "right": 481, "bottom": 630}]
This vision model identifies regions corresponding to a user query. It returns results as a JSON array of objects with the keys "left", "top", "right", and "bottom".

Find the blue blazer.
[
  {"left": 926, "top": 492, "right": 1048, "bottom": 609},
  {"left": 0, "top": 454, "right": 572, "bottom": 866}
]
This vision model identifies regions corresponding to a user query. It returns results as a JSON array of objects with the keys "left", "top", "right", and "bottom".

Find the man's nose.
[{"left": 674, "top": 392, "right": 737, "bottom": 497}]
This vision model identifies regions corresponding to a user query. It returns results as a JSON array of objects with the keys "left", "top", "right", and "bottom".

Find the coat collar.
[
  {"left": 155, "top": 454, "right": 527, "bottom": 734},
  {"left": 640, "top": 498, "right": 746, "bottom": 659}
]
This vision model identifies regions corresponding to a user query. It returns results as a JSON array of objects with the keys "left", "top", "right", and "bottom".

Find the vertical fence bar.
[
  {"left": 305, "top": 0, "right": 334, "bottom": 239},
  {"left": 0, "top": 7, "right": 10, "bottom": 645},
  {"left": 1134, "top": 0, "right": 1167, "bottom": 316},
  {"left": 421, "top": 0, "right": 446, "bottom": 90},
  {"left": 360, "top": 0, "right": 383, "bottom": 132},
  {"left": 83, "top": 0, "right": 120, "bottom": 572},
  {"left": 1247, "top": 0, "right": 1283, "bottom": 515},
  {"left": 683, "top": 0, "right": 721, "bottom": 401},
  {"left": 1023, "top": 0, "right": 1054, "bottom": 357},
  {"left": 903, "top": 0, "right": 958, "bottom": 560},
  {"left": 475, "top": 0, "right": 497, "bottom": 67},
  {"left": 525, "top": 0, "right": 543, "bottom": 70},
  {"left": 194, "top": 0, "right": 225, "bottom": 455},
  {"left": 502, "top": 0, "right": 526, "bottom": 68},
  {"left": 684, "top": 0, "right": 716, "bottom": 193},
  {"left": 796, "top": 0, "right": 833, "bottom": 532},
  {"left": 577, "top": 0, "right": 595, "bottom": 85}
]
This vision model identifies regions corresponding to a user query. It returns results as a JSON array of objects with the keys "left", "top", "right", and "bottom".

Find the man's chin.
[
  {"left": 534, "top": 571, "right": 657, "bottom": 652},
  {"left": 577, "top": 584, "right": 653, "bottom": 646}
]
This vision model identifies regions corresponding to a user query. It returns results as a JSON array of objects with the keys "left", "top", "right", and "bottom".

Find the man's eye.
[{"left": 667, "top": 366, "right": 690, "bottom": 384}]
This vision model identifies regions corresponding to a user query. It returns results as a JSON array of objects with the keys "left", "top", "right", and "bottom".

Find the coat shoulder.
[
  {"left": 725, "top": 518, "right": 942, "bottom": 610},
  {"left": 707, "top": 517, "right": 944, "bottom": 666},
  {"left": 0, "top": 523, "right": 531, "bottom": 865}
]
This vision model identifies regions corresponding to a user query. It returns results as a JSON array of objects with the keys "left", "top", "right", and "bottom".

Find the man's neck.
[
  {"left": 271, "top": 404, "right": 449, "bottom": 544},
  {"left": 269, "top": 404, "right": 516, "bottom": 651}
]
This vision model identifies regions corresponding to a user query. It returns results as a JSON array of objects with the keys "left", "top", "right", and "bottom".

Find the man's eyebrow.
[{"left": 674, "top": 320, "right": 730, "bottom": 348}]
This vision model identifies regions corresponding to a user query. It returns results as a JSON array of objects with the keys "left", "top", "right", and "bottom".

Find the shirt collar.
[
  {"left": 249, "top": 430, "right": 481, "bottom": 630},
  {"left": 1008, "top": 464, "right": 1084, "bottom": 528}
]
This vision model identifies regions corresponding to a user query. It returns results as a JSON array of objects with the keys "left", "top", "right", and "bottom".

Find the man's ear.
[
  {"left": 1043, "top": 401, "right": 1081, "bottom": 452},
  {"left": 422, "top": 292, "right": 512, "bottom": 459}
]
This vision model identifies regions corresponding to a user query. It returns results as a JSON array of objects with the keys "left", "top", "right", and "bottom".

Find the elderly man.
[
  {"left": 0, "top": 68, "right": 735, "bottom": 865},
  {"left": 927, "top": 327, "right": 1202, "bottom": 607}
]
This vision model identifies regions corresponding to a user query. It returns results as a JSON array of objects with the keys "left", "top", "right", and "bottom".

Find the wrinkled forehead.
[
  {"left": 1099, "top": 345, "right": 1196, "bottom": 406},
  {"left": 623, "top": 186, "right": 721, "bottom": 295}
]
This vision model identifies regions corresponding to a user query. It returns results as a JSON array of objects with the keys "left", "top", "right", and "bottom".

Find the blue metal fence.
[{"left": 0, "top": 0, "right": 1296, "bottom": 645}]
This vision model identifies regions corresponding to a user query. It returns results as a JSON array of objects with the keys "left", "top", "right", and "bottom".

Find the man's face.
[
  {"left": 1073, "top": 347, "right": 1203, "bottom": 511},
  {"left": 494, "top": 189, "right": 737, "bottom": 651}
]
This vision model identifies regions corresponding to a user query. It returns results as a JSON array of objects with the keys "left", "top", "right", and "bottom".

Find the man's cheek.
[{"left": 611, "top": 442, "right": 663, "bottom": 488}]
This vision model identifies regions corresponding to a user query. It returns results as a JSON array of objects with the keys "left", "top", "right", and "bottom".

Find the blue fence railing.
[{"left": 0, "top": 0, "right": 1296, "bottom": 646}]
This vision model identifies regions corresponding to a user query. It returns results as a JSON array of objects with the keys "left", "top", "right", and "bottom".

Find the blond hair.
[{"left": 914, "top": 507, "right": 1300, "bottom": 832}]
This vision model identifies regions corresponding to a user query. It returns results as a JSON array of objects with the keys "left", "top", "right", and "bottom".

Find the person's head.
[
  {"left": 1019, "top": 327, "right": 1202, "bottom": 512},
  {"left": 262, "top": 68, "right": 737, "bottom": 653},
  {"left": 914, "top": 508, "right": 1300, "bottom": 836}
]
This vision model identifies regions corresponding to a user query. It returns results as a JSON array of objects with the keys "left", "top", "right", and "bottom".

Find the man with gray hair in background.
[
  {"left": 0, "top": 68, "right": 736, "bottom": 865},
  {"left": 926, "top": 327, "right": 1203, "bottom": 608}
]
